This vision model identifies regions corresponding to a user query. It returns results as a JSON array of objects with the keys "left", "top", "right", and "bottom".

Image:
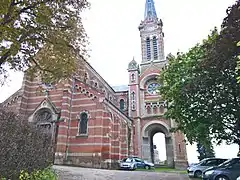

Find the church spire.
[
  {"left": 139, "top": 0, "right": 165, "bottom": 65},
  {"left": 144, "top": 0, "right": 157, "bottom": 20}
]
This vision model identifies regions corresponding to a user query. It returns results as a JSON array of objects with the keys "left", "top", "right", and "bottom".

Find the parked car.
[
  {"left": 187, "top": 158, "right": 227, "bottom": 178},
  {"left": 202, "top": 157, "right": 240, "bottom": 180},
  {"left": 119, "top": 157, "right": 154, "bottom": 170}
]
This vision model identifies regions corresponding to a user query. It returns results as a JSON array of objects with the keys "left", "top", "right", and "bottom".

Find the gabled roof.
[
  {"left": 83, "top": 60, "right": 117, "bottom": 93},
  {"left": 28, "top": 98, "right": 60, "bottom": 118},
  {"left": 0, "top": 88, "right": 22, "bottom": 105}
]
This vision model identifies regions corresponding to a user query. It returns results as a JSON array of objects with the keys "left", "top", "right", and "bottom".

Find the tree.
[
  {"left": 196, "top": 142, "right": 215, "bottom": 161},
  {"left": 237, "top": 41, "right": 240, "bottom": 83},
  {"left": 0, "top": 108, "right": 53, "bottom": 179},
  {"left": 0, "top": 0, "right": 89, "bottom": 85},
  {"left": 159, "top": 1, "right": 240, "bottom": 153}
]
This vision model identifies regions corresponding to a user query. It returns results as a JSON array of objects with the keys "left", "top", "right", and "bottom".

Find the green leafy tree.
[
  {"left": 159, "top": 1, "right": 240, "bottom": 154},
  {"left": 0, "top": 0, "right": 90, "bottom": 84},
  {"left": 237, "top": 41, "right": 240, "bottom": 83},
  {"left": 197, "top": 142, "right": 215, "bottom": 161}
]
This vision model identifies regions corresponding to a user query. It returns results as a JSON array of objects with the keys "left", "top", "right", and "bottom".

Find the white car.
[{"left": 237, "top": 176, "right": 240, "bottom": 180}]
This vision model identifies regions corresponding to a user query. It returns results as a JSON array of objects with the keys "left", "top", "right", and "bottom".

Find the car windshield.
[
  {"left": 195, "top": 159, "right": 207, "bottom": 165},
  {"left": 123, "top": 158, "right": 133, "bottom": 163},
  {"left": 218, "top": 159, "right": 234, "bottom": 168}
]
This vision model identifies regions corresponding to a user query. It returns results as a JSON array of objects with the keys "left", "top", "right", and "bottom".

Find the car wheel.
[
  {"left": 215, "top": 175, "right": 230, "bottom": 180},
  {"left": 194, "top": 170, "right": 202, "bottom": 178},
  {"left": 145, "top": 165, "right": 150, "bottom": 170}
]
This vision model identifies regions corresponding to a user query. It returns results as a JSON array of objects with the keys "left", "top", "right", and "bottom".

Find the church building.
[{"left": 1, "top": 0, "right": 188, "bottom": 169}]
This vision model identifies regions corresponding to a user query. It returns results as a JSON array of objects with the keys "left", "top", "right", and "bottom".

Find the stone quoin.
[{"left": 1, "top": 0, "right": 188, "bottom": 169}]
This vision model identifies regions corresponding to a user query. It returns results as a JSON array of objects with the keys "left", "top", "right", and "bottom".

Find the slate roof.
[{"left": 112, "top": 85, "right": 128, "bottom": 92}]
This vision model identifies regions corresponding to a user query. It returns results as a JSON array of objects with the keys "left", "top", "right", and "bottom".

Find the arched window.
[
  {"left": 160, "top": 105, "right": 164, "bottom": 114},
  {"left": 120, "top": 99, "right": 125, "bottom": 111},
  {"left": 78, "top": 112, "right": 88, "bottom": 135},
  {"left": 132, "top": 103, "right": 136, "bottom": 110},
  {"left": 146, "top": 37, "right": 151, "bottom": 60},
  {"left": 146, "top": 106, "right": 151, "bottom": 114},
  {"left": 153, "top": 36, "right": 158, "bottom": 60},
  {"left": 131, "top": 92, "right": 135, "bottom": 101},
  {"left": 153, "top": 106, "right": 157, "bottom": 114},
  {"left": 131, "top": 73, "right": 135, "bottom": 82},
  {"left": 34, "top": 108, "right": 52, "bottom": 123},
  {"left": 34, "top": 108, "right": 53, "bottom": 134}
]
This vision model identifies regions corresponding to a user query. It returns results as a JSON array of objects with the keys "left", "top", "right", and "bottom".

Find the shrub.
[
  {"left": 19, "top": 167, "right": 57, "bottom": 180},
  {"left": 0, "top": 109, "right": 54, "bottom": 179}
]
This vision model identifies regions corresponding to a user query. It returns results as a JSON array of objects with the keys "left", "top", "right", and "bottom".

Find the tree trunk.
[{"left": 238, "top": 144, "right": 240, "bottom": 157}]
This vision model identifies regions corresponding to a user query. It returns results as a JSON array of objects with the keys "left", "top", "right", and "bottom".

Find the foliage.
[
  {"left": 1, "top": 167, "right": 57, "bottom": 180},
  {"left": 0, "top": 109, "right": 54, "bottom": 179},
  {"left": 196, "top": 142, "right": 215, "bottom": 161},
  {"left": 0, "top": 0, "right": 90, "bottom": 85},
  {"left": 159, "top": 0, "right": 240, "bottom": 150},
  {"left": 237, "top": 41, "right": 240, "bottom": 83},
  {"left": 18, "top": 167, "right": 57, "bottom": 180}
]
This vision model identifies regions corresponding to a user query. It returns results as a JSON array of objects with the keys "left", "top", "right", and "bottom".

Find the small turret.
[
  {"left": 127, "top": 57, "right": 140, "bottom": 117},
  {"left": 128, "top": 57, "right": 139, "bottom": 71}
]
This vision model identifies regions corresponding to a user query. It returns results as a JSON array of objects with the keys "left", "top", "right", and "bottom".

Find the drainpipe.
[{"left": 65, "top": 76, "right": 75, "bottom": 160}]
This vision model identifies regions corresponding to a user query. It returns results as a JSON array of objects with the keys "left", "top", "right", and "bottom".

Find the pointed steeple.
[{"left": 144, "top": 0, "right": 157, "bottom": 20}]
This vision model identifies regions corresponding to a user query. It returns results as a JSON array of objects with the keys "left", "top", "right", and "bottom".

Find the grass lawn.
[
  {"left": 136, "top": 166, "right": 187, "bottom": 174},
  {"left": 154, "top": 167, "right": 187, "bottom": 174},
  {"left": 136, "top": 167, "right": 202, "bottom": 180}
]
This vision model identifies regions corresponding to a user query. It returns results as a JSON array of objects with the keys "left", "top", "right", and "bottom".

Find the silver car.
[
  {"left": 119, "top": 157, "right": 154, "bottom": 170},
  {"left": 119, "top": 157, "right": 137, "bottom": 170},
  {"left": 187, "top": 158, "right": 227, "bottom": 178}
]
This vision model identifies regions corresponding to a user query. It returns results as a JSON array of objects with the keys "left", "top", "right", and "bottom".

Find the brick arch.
[
  {"left": 140, "top": 73, "right": 159, "bottom": 89},
  {"left": 141, "top": 120, "right": 170, "bottom": 138}
]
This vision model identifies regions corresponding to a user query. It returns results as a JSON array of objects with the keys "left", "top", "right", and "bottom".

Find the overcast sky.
[{"left": 0, "top": 0, "right": 238, "bottom": 163}]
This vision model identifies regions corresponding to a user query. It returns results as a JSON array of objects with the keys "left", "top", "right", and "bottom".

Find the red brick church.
[{"left": 1, "top": 0, "right": 188, "bottom": 169}]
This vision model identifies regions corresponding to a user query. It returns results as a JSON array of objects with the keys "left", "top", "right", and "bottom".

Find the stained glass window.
[{"left": 147, "top": 83, "right": 160, "bottom": 95}]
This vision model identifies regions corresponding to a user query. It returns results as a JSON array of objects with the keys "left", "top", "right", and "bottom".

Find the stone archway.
[{"left": 141, "top": 121, "right": 174, "bottom": 167}]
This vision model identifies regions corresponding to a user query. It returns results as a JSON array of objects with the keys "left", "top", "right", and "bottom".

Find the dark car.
[
  {"left": 187, "top": 158, "right": 227, "bottom": 178},
  {"left": 202, "top": 157, "right": 240, "bottom": 180}
]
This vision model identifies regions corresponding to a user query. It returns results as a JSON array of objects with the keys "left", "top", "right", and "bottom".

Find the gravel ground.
[{"left": 54, "top": 165, "right": 190, "bottom": 180}]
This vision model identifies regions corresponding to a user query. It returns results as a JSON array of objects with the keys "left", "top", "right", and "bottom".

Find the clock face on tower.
[
  {"left": 145, "top": 26, "right": 155, "bottom": 31},
  {"left": 147, "top": 82, "right": 160, "bottom": 95}
]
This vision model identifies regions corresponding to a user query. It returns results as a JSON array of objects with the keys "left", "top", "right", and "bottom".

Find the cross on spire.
[{"left": 144, "top": 0, "right": 157, "bottom": 20}]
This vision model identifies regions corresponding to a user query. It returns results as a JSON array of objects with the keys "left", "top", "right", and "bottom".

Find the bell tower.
[
  {"left": 128, "top": 0, "right": 189, "bottom": 169},
  {"left": 139, "top": 0, "right": 165, "bottom": 70}
]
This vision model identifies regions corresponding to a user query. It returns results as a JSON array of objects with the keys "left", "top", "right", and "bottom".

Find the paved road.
[{"left": 54, "top": 165, "right": 190, "bottom": 180}]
